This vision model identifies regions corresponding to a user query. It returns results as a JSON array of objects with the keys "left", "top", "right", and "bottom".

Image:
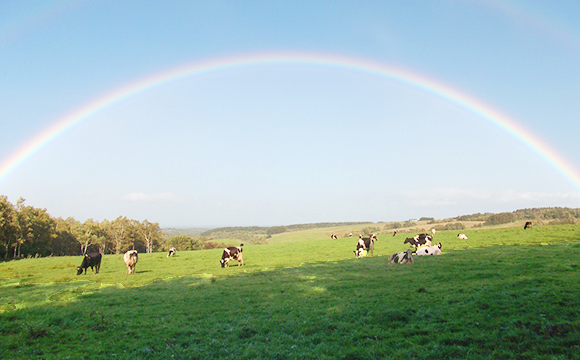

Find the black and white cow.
[
  {"left": 167, "top": 247, "right": 177, "bottom": 257},
  {"left": 403, "top": 234, "right": 432, "bottom": 251},
  {"left": 524, "top": 221, "right": 532, "bottom": 230},
  {"left": 354, "top": 238, "right": 366, "bottom": 258},
  {"left": 220, "top": 244, "right": 244, "bottom": 268},
  {"left": 356, "top": 234, "right": 377, "bottom": 257},
  {"left": 388, "top": 249, "right": 414, "bottom": 264},
  {"left": 416, "top": 243, "right": 442, "bottom": 256},
  {"left": 330, "top": 234, "right": 338, "bottom": 240},
  {"left": 392, "top": 230, "right": 398, "bottom": 236},
  {"left": 457, "top": 233, "right": 468, "bottom": 240},
  {"left": 76, "top": 252, "right": 102, "bottom": 275}
]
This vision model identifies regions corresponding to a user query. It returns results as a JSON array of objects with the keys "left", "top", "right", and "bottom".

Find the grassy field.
[{"left": 1, "top": 224, "right": 580, "bottom": 359}]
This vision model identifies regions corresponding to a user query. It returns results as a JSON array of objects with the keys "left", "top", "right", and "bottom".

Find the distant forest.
[{"left": 0, "top": 193, "right": 578, "bottom": 260}]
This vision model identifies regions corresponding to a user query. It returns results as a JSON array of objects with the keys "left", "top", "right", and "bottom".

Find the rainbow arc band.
[{"left": 1, "top": 51, "right": 579, "bottom": 189}]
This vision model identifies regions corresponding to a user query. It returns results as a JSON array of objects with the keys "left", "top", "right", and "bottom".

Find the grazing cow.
[
  {"left": 393, "top": 230, "right": 398, "bottom": 236},
  {"left": 354, "top": 238, "right": 366, "bottom": 259},
  {"left": 457, "top": 233, "right": 468, "bottom": 240},
  {"left": 220, "top": 244, "right": 244, "bottom": 268},
  {"left": 357, "top": 234, "right": 377, "bottom": 257},
  {"left": 330, "top": 234, "right": 338, "bottom": 240},
  {"left": 349, "top": 233, "right": 353, "bottom": 238},
  {"left": 524, "top": 221, "right": 532, "bottom": 230},
  {"left": 76, "top": 252, "right": 102, "bottom": 275},
  {"left": 124, "top": 250, "right": 138, "bottom": 275},
  {"left": 167, "top": 247, "right": 176, "bottom": 257},
  {"left": 416, "top": 243, "right": 442, "bottom": 256},
  {"left": 403, "top": 234, "right": 432, "bottom": 251},
  {"left": 388, "top": 249, "right": 414, "bottom": 264}
]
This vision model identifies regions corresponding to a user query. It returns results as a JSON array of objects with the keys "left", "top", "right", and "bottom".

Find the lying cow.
[
  {"left": 416, "top": 243, "right": 442, "bottom": 256},
  {"left": 124, "top": 250, "right": 138, "bottom": 274},
  {"left": 457, "top": 233, "right": 468, "bottom": 240},
  {"left": 167, "top": 247, "right": 177, "bottom": 257},
  {"left": 388, "top": 249, "right": 414, "bottom": 264},
  {"left": 220, "top": 244, "right": 244, "bottom": 268},
  {"left": 77, "top": 252, "right": 102, "bottom": 275},
  {"left": 403, "top": 233, "right": 432, "bottom": 251}
]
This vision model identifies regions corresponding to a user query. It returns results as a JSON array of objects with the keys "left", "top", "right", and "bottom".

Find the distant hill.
[
  {"left": 173, "top": 207, "right": 580, "bottom": 243},
  {"left": 162, "top": 228, "right": 209, "bottom": 237}
]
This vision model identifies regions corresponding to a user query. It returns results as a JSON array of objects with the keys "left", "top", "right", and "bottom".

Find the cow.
[
  {"left": 330, "top": 234, "right": 338, "bottom": 240},
  {"left": 124, "top": 250, "right": 138, "bottom": 275},
  {"left": 354, "top": 238, "right": 366, "bottom": 259},
  {"left": 393, "top": 230, "right": 398, "bottom": 236},
  {"left": 167, "top": 247, "right": 177, "bottom": 257},
  {"left": 388, "top": 249, "right": 414, "bottom": 264},
  {"left": 403, "top": 234, "right": 432, "bottom": 251},
  {"left": 431, "top": 228, "right": 437, "bottom": 236},
  {"left": 220, "top": 244, "right": 244, "bottom": 268},
  {"left": 76, "top": 252, "right": 102, "bottom": 275},
  {"left": 524, "top": 221, "right": 532, "bottom": 230},
  {"left": 457, "top": 233, "right": 468, "bottom": 240},
  {"left": 357, "top": 234, "right": 377, "bottom": 257},
  {"left": 349, "top": 233, "right": 353, "bottom": 238},
  {"left": 416, "top": 243, "right": 442, "bottom": 256}
]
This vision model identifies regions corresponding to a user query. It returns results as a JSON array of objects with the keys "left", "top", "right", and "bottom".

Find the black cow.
[
  {"left": 76, "top": 252, "right": 102, "bottom": 275},
  {"left": 403, "top": 233, "right": 433, "bottom": 252},
  {"left": 220, "top": 244, "right": 244, "bottom": 268},
  {"left": 524, "top": 221, "right": 532, "bottom": 230}
]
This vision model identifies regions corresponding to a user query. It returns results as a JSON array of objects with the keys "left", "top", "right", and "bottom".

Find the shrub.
[{"left": 485, "top": 212, "right": 515, "bottom": 226}]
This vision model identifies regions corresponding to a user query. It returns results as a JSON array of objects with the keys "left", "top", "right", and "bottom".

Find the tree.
[
  {"left": 18, "top": 205, "right": 56, "bottom": 257},
  {"left": 134, "top": 220, "right": 162, "bottom": 253},
  {"left": 0, "top": 196, "right": 19, "bottom": 259},
  {"left": 108, "top": 216, "right": 131, "bottom": 254}
]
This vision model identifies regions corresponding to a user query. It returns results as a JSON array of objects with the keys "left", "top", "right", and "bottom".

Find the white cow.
[
  {"left": 457, "top": 233, "right": 468, "bottom": 240},
  {"left": 124, "top": 250, "right": 138, "bottom": 274},
  {"left": 416, "top": 243, "right": 442, "bottom": 256}
]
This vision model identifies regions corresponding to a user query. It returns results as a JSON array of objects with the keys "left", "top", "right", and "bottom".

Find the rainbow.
[{"left": 1, "top": 51, "right": 580, "bottom": 189}]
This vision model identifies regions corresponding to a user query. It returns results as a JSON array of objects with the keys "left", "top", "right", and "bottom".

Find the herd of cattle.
[
  {"left": 76, "top": 222, "right": 532, "bottom": 274},
  {"left": 353, "top": 231, "right": 445, "bottom": 265}
]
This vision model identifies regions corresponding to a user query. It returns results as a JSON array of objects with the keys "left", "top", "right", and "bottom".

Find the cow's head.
[
  {"left": 403, "top": 238, "right": 413, "bottom": 244},
  {"left": 354, "top": 248, "right": 364, "bottom": 259},
  {"left": 76, "top": 266, "right": 83, "bottom": 275}
]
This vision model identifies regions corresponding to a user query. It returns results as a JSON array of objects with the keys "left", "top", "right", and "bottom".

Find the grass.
[{"left": 1, "top": 224, "right": 580, "bottom": 359}]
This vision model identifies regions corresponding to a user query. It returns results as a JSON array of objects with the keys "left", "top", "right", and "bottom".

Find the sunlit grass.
[{"left": 1, "top": 224, "right": 579, "bottom": 359}]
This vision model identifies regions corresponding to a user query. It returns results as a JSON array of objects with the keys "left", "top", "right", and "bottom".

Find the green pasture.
[{"left": 1, "top": 224, "right": 580, "bottom": 359}]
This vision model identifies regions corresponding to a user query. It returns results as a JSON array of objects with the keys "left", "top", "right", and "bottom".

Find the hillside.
[
  {"left": 1, "top": 223, "right": 579, "bottom": 359},
  {"left": 187, "top": 207, "right": 580, "bottom": 244}
]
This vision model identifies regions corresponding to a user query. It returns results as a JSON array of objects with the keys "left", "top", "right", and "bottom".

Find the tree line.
[{"left": 0, "top": 196, "right": 167, "bottom": 260}]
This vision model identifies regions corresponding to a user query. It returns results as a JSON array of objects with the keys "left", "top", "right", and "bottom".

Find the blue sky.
[{"left": 1, "top": 0, "right": 580, "bottom": 227}]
